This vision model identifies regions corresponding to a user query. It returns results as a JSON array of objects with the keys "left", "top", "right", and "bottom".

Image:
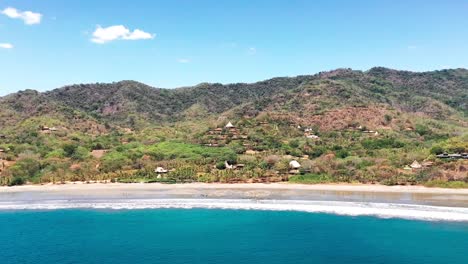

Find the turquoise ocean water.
[{"left": 0, "top": 209, "right": 467, "bottom": 264}]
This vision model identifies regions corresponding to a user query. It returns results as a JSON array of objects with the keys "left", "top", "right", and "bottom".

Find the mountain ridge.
[
  {"left": 0, "top": 67, "right": 468, "bottom": 132},
  {"left": 3, "top": 66, "right": 467, "bottom": 96}
]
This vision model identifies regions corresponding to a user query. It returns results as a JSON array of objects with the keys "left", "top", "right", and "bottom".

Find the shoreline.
[
  {"left": 1, "top": 198, "right": 468, "bottom": 222},
  {"left": 2, "top": 182, "right": 468, "bottom": 194},
  {"left": 1, "top": 183, "right": 467, "bottom": 221}
]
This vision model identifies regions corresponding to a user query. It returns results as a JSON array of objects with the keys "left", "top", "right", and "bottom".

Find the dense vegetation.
[{"left": 0, "top": 68, "right": 466, "bottom": 187}]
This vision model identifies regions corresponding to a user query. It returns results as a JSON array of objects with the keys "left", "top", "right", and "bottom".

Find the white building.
[{"left": 289, "top": 160, "right": 301, "bottom": 169}]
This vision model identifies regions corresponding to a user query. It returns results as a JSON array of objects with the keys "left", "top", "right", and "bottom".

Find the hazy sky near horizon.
[{"left": 1, "top": 0, "right": 467, "bottom": 95}]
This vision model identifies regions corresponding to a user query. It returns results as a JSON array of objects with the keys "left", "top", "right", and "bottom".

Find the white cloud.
[
  {"left": 91, "top": 25, "right": 155, "bottom": 44},
  {"left": 0, "top": 43, "right": 13, "bottom": 49},
  {"left": 248, "top": 47, "right": 257, "bottom": 55},
  {"left": 124, "top": 29, "right": 154, "bottom": 40},
  {"left": 1, "top": 7, "right": 42, "bottom": 25},
  {"left": 177, "top": 58, "right": 191, "bottom": 63}
]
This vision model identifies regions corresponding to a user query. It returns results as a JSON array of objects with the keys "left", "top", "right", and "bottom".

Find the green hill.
[{"left": 0, "top": 68, "right": 466, "bottom": 187}]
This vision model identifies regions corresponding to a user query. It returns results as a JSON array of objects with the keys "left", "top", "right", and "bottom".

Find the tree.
[{"left": 430, "top": 146, "right": 444, "bottom": 155}]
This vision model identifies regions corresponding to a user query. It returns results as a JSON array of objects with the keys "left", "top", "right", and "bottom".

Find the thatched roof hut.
[
  {"left": 410, "top": 160, "right": 422, "bottom": 169},
  {"left": 225, "top": 122, "right": 235, "bottom": 128}
]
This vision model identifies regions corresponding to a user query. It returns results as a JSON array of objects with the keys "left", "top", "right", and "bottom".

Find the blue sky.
[{"left": 1, "top": 0, "right": 467, "bottom": 95}]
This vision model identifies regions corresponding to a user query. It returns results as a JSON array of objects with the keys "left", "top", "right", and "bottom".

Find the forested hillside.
[{"left": 0, "top": 68, "right": 466, "bottom": 187}]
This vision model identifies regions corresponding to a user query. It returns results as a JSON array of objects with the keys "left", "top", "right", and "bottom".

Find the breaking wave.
[{"left": 1, "top": 199, "right": 467, "bottom": 222}]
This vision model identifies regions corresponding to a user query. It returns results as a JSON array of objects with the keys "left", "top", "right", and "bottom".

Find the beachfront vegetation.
[{"left": 0, "top": 68, "right": 466, "bottom": 187}]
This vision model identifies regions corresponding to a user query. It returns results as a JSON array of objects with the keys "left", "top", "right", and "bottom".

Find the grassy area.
[
  {"left": 288, "top": 174, "right": 334, "bottom": 184},
  {"left": 424, "top": 180, "right": 468, "bottom": 189},
  {"left": 146, "top": 141, "right": 236, "bottom": 162}
]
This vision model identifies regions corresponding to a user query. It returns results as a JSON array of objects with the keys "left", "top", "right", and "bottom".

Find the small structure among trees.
[
  {"left": 410, "top": 160, "right": 422, "bottom": 169},
  {"left": 225, "top": 122, "right": 235, "bottom": 129},
  {"left": 436, "top": 153, "right": 468, "bottom": 160},
  {"left": 289, "top": 160, "right": 301, "bottom": 175},
  {"left": 155, "top": 167, "right": 168, "bottom": 173},
  {"left": 289, "top": 160, "right": 301, "bottom": 169},
  {"left": 155, "top": 167, "right": 168, "bottom": 178}
]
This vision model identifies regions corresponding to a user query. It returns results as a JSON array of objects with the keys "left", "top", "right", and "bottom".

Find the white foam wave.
[{"left": 1, "top": 199, "right": 467, "bottom": 222}]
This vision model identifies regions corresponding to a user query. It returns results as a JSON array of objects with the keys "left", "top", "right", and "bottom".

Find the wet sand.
[{"left": 1, "top": 183, "right": 467, "bottom": 207}]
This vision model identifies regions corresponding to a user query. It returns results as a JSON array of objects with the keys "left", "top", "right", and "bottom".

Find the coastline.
[
  {"left": 1, "top": 183, "right": 467, "bottom": 221},
  {"left": 2, "top": 182, "right": 468, "bottom": 194}
]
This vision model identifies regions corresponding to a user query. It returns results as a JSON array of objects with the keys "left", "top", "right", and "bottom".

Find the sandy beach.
[
  {"left": 2, "top": 182, "right": 468, "bottom": 194},
  {"left": 1, "top": 183, "right": 467, "bottom": 221},
  {"left": 1, "top": 182, "right": 467, "bottom": 206}
]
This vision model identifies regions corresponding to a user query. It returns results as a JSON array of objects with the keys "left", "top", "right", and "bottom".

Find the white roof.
[
  {"left": 155, "top": 167, "right": 168, "bottom": 173},
  {"left": 289, "top": 160, "right": 301, "bottom": 169},
  {"left": 225, "top": 122, "right": 234, "bottom": 128}
]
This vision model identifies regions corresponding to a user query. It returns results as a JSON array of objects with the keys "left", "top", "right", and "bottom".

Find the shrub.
[
  {"left": 415, "top": 124, "right": 430, "bottom": 136},
  {"left": 216, "top": 161, "right": 226, "bottom": 170},
  {"left": 264, "top": 155, "right": 280, "bottom": 167},
  {"left": 8, "top": 177, "right": 25, "bottom": 186},
  {"left": 274, "top": 160, "right": 289, "bottom": 174},
  {"left": 10, "top": 157, "right": 41, "bottom": 178},
  {"left": 362, "top": 138, "right": 404, "bottom": 150},
  {"left": 384, "top": 114, "right": 392, "bottom": 123},
  {"left": 289, "top": 139, "right": 300, "bottom": 148},
  {"left": 336, "top": 149, "right": 350, "bottom": 159},
  {"left": 63, "top": 144, "right": 78, "bottom": 158},
  {"left": 306, "top": 146, "right": 326, "bottom": 158},
  {"left": 146, "top": 142, "right": 236, "bottom": 163},
  {"left": 72, "top": 146, "right": 90, "bottom": 161},
  {"left": 101, "top": 152, "right": 131, "bottom": 172},
  {"left": 430, "top": 146, "right": 444, "bottom": 155},
  {"left": 46, "top": 149, "right": 66, "bottom": 159},
  {"left": 167, "top": 166, "right": 197, "bottom": 182}
]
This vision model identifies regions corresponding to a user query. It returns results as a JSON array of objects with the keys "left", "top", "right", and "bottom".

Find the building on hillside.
[
  {"left": 225, "top": 122, "right": 235, "bottom": 129},
  {"left": 306, "top": 134, "right": 320, "bottom": 139},
  {"left": 289, "top": 160, "right": 301, "bottom": 169},
  {"left": 225, "top": 161, "right": 234, "bottom": 169},
  {"left": 436, "top": 153, "right": 468, "bottom": 159},
  {"left": 436, "top": 153, "right": 450, "bottom": 159},
  {"left": 410, "top": 160, "right": 422, "bottom": 169},
  {"left": 155, "top": 167, "right": 168, "bottom": 174}
]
